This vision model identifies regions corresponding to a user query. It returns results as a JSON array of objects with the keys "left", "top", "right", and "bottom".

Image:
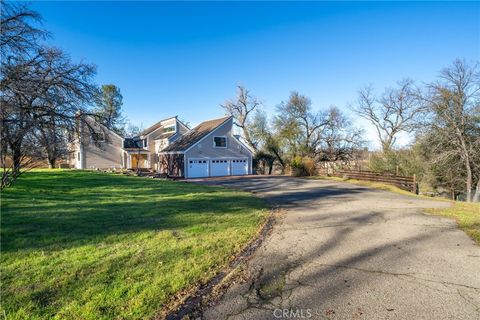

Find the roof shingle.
[
  {"left": 161, "top": 116, "right": 231, "bottom": 152},
  {"left": 140, "top": 116, "right": 176, "bottom": 136}
]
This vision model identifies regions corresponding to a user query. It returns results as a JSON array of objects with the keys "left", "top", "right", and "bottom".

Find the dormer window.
[
  {"left": 164, "top": 125, "right": 175, "bottom": 133},
  {"left": 214, "top": 136, "right": 227, "bottom": 148}
]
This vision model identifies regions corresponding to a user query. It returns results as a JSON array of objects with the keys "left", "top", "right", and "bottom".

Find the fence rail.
[{"left": 322, "top": 169, "right": 418, "bottom": 193}]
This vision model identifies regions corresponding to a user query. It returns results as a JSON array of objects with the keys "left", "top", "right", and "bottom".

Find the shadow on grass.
[{"left": 1, "top": 171, "right": 266, "bottom": 253}]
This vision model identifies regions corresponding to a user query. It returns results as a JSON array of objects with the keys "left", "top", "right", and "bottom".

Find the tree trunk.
[
  {"left": 12, "top": 146, "right": 22, "bottom": 172},
  {"left": 48, "top": 157, "right": 56, "bottom": 169},
  {"left": 271, "top": 148, "right": 285, "bottom": 170},
  {"left": 473, "top": 180, "right": 480, "bottom": 203},
  {"left": 465, "top": 163, "right": 472, "bottom": 202}
]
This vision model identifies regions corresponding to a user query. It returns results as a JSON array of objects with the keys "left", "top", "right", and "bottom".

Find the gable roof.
[
  {"left": 84, "top": 115, "right": 124, "bottom": 140},
  {"left": 154, "top": 131, "right": 176, "bottom": 140},
  {"left": 161, "top": 116, "right": 231, "bottom": 152},
  {"left": 123, "top": 137, "right": 143, "bottom": 149},
  {"left": 140, "top": 116, "right": 177, "bottom": 137}
]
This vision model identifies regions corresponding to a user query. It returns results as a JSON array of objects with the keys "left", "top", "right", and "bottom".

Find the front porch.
[{"left": 123, "top": 149, "right": 151, "bottom": 170}]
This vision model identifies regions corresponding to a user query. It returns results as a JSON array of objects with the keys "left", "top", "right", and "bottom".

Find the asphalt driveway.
[{"left": 193, "top": 176, "right": 480, "bottom": 320}]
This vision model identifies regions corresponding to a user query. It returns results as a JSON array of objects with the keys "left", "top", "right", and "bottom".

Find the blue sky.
[{"left": 31, "top": 1, "right": 479, "bottom": 146}]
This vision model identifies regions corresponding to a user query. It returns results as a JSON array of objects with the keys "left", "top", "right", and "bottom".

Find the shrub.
[
  {"left": 290, "top": 156, "right": 316, "bottom": 176},
  {"left": 302, "top": 157, "right": 316, "bottom": 176}
]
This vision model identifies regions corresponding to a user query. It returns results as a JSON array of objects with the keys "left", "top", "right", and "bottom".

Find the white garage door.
[
  {"left": 231, "top": 159, "right": 248, "bottom": 175},
  {"left": 188, "top": 159, "right": 209, "bottom": 178},
  {"left": 211, "top": 159, "right": 230, "bottom": 177}
]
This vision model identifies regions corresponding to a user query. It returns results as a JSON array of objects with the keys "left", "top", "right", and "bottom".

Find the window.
[
  {"left": 77, "top": 152, "right": 80, "bottom": 161},
  {"left": 164, "top": 125, "right": 175, "bottom": 133},
  {"left": 213, "top": 136, "right": 227, "bottom": 148},
  {"left": 92, "top": 132, "right": 105, "bottom": 142}
]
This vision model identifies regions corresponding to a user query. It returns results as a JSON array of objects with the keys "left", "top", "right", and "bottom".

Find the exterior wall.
[
  {"left": 184, "top": 119, "right": 253, "bottom": 178},
  {"left": 176, "top": 120, "right": 189, "bottom": 136},
  {"left": 70, "top": 118, "right": 124, "bottom": 169},
  {"left": 146, "top": 118, "right": 188, "bottom": 170},
  {"left": 82, "top": 133, "right": 124, "bottom": 169}
]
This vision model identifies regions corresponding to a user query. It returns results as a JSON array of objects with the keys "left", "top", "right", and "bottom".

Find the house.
[
  {"left": 70, "top": 115, "right": 125, "bottom": 170},
  {"left": 159, "top": 116, "right": 253, "bottom": 178},
  {"left": 70, "top": 115, "right": 253, "bottom": 179},
  {"left": 122, "top": 116, "right": 189, "bottom": 171}
]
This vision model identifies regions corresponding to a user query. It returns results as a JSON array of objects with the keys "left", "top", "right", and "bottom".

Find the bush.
[
  {"left": 302, "top": 157, "right": 316, "bottom": 176},
  {"left": 368, "top": 149, "right": 424, "bottom": 177},
  {"left": 253, "top": 151, "right": 276, "bottom": 175},
  {"left": 290, "top": 156, "right": 316, "bottom": 176}
]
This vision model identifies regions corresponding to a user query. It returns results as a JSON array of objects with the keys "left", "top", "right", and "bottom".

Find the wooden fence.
[{"left": 324, "top": 169, "right": 418, "bottom": 194}]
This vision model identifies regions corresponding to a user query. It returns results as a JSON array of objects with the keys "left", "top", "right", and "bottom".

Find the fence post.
[{"left": 413, "top": 174, "right": 418, "bottom": 194}]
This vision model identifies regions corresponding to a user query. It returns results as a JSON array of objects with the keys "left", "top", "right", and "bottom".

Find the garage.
[
  {"left": 161, "top": 116, "right": 253, "bottom": 179},
  {"left": 188, "top": 159, "right": 209, "bottom": 178},
  {"left": 231, "top": 159, "right": 248, "bottom": 175},
  {"left": 211, "top": 159, "right": 230, "bottom": 176}
]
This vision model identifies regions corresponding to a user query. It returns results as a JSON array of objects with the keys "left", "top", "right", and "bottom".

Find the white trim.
[
  {"left": 231, "top": 134, "right": 254, "bottom": 156},
  {"left": 177, "top": 118, "right": 190, "bottom": 132},
  {"left": 183, "top": 117, "right": 233, "bottom": 153},
  {"left": 213, "top": 136, "right": 228, "bottom": 148},
  {"left": 124, "top": 150, "right": 151, "bottom": 155},
  {"left": 249, "top": 152, "right": 253, "bottom": 174},
  {"left": 183, "top": 154, "right": 187, "bottom": 178},
  {"left": 160, "top": 117, "right": 178, "bottom": 126},
  {"left": 142, "top": 116, "right": 177, "bottom": 137},
  {"left": 159, "top": 151, "right": 184, "bottom": 155}
]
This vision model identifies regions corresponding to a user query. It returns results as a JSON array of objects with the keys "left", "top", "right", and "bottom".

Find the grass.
[
  {"left": 425, "top": 202, "right": 480, "bottom": 244},
  {"left": 311, "top": 175, "right": 416, "bottom": 197},
  {"left": 313, "top": 175, "right": 480, "bottom": 245},
  {"left": 0, "top": 170, "right": 268, "bottom": 320}
]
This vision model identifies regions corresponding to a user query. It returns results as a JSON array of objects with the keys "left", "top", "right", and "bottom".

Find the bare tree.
[
  {"left": 38, "top": 115, "right": 69, "bottom": 168},
  {"left": 1, "top": 3, "right": 98, "bottom": 189},
  {"left": 123, "top": 121, "right": 144, "bottom": 138},
  {"left": 354, "top": 79, "right": 423, "bottom": 152},
  {"left": 249, "top": 110, "right": 286, "bottom": 171},
  {"left": 221, "top": 85, "right": 262, "bottom": 151},
  {"left": 275, "top": 91, "right": 329, "bottom": 157},
  {"left": 319, "top": 106, "right": 365, "bottom": 164},
  {"left": 0, "top": 1, "right": 48, "bottom": 57},
  {"left": 423, "top": 59, "right": 480, "bottom": 202}
]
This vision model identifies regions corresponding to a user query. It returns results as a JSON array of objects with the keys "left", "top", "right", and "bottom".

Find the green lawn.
[{"left": 0, "top": 170, "right": 268, "bottom": 320}]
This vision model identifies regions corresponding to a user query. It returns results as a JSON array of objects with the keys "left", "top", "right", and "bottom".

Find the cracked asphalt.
[{"left": 194, "top": 176, "right": 480, "bottom": 320}]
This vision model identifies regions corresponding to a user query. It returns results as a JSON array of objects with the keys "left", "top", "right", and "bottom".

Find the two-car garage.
[{"left": 187, "top": 158, "right": 249, "bottom": 178}]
